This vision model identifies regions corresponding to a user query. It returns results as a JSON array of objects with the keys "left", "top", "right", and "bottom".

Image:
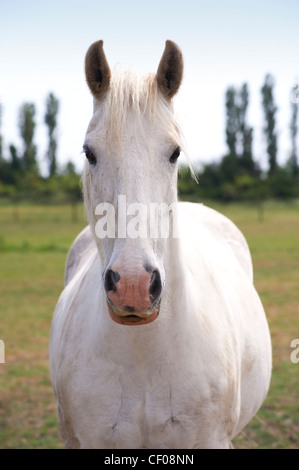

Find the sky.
[{"left": 1, "top": 0, "right": 298, "bottom": 174}]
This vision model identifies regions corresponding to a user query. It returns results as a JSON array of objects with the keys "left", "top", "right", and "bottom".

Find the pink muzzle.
[{"left": 104, "top": 266, "right": 162, "bottom": 325}]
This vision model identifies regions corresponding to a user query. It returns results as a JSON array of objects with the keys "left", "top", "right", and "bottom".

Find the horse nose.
[{"left": 103, "top": 265, "right": 162, "bottom": 312}]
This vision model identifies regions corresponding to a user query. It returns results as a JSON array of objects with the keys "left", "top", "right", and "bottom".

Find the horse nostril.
[
  {"left": 104, "top": 269, "right": 120, "bottom": 293},
  {"left": 149, "top": 269, "right": 162, "bottom": 303}
]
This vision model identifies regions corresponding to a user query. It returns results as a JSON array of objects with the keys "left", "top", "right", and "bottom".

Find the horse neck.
[
  {"left": 135, "top": 236, "right": 189, "bottom": 331},
  {"left": 164, "top": 235, "right": 190, "bottom": 316}
]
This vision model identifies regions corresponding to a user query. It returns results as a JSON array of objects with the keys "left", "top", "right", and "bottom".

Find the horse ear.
[
  {"left": 85, "top": 40, "right": 111, "bottom": 99},
  {"left": 156, "top": 40, "right": 183, "bottom": 99}
]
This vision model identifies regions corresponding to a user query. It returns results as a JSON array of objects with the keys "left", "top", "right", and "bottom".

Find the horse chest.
[{"left": 64, "top": 353, "right": 224, "bottom": 449}]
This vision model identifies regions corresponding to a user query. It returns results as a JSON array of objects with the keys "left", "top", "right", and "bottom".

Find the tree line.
[
  {"left": 0, "top": 93, "right": 81, "bottom": 204},
  {"left": 179, "top": 75, "right": 299, "bottom": 201},
  {"left": 0, "top": 75, "right": 298, "bottom": 204}
]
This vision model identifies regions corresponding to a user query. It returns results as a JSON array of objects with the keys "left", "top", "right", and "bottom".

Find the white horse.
[{"left": 49, "top": 40, "right": 272, "bottom": 449}]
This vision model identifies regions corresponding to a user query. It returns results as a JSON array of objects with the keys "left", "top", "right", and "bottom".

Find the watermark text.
[
  {"left": 95, "top": 195, "right": 179, "bottom": 239},
  {"left": 290, "top": 339, "right": 299, "bottom": 364},
  {"left": 0, "top": 340, "right": 5, "bottom": 364}
]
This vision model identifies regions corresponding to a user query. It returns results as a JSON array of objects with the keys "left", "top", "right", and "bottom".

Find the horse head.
[{"left": 83, "top": 40, "right": 184, "bottom": 325}]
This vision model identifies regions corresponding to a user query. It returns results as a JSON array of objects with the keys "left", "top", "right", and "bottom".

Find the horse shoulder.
[
  {"left": 64, "top": 225, "right": 95, "bottom": 286},
  {"left": 177, "top": 202, "right": 271, "bottom": 435},
  {"left": 178, "top": 202, "right": 253, "bottom": 281}
]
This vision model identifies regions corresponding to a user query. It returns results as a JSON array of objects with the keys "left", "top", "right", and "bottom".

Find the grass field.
[{"left": 0, "top": 200, "right": 298, "bottom": 449}]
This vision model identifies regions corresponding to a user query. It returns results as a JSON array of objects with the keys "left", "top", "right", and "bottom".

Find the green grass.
[
  {"left": 0, "top": 204, "right": 86, "bottom": 449},
  {"left": 0, "top": 200, "right": 299, "bottom": 448}
]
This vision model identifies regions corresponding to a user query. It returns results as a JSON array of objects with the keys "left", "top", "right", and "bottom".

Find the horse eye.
[
  {"left": 83, "top": 145, "right": 97, "bottom": 165},
  {"left": 169, "top": 146, "right": 181, "bottom": 164}
]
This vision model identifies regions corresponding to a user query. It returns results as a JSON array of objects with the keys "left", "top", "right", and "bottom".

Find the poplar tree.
[
  {"left": 239, "top": 84, "right": 254, "bottom": 174},
  {"left": 289, "top": 85, "right": 298, "bottom": 176},
  {"left": 225, "top": 83, "right": 255, "bottom": 175},
  {"left": 261, "top": 74, "right": 278, "bottom": 175},
  {"left": 225, "top": 87, "right": 238, "bottom": 157},
  {"left": 19, "top": 103, "right": 38, "bottom": 173},
  {"left": 45, "top": 92, "right": 59, "bottom": 176}
]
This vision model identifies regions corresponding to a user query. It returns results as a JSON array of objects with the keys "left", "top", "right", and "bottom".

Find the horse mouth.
[{"left": 106, "top": 300, "right": 160, "bottom": 326}]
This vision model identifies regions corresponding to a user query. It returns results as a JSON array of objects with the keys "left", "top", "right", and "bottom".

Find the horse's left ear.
[
  {"left": 85, "top": 40, "right": 111, "bottom": 99},
  {"left": 156, "top": 40, "right": 184, "bottom": 99}
]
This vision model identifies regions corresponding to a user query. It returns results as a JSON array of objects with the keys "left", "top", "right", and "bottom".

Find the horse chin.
[{"left": 107, "top": 303, "right": 159, "bottom": 326}]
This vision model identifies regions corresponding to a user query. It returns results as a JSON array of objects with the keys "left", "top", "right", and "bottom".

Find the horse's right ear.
[{"left": 85, "top": 40, "right": 111, "bottom": 99}]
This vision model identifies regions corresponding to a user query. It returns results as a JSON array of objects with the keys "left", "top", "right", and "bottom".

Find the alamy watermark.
[
  {"left": 95, "top": 195, "right": 179, "bottom": 239},
  {"left": 290, "top": 339, "right": 299, "bottom": 364},
  {"left": 0, "top": 340, "right": 4, "bottom": 364}
]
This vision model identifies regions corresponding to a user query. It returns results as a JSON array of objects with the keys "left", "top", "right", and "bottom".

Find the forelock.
[{"left": 103, "top": 68, "right": 184, "bottom": 153}]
